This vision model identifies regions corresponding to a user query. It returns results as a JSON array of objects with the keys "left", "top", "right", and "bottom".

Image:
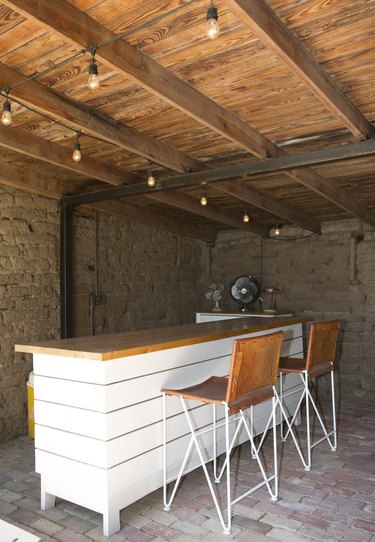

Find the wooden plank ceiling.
[{"left": 0, "top": 0, "right": 374, "bottom": 242}]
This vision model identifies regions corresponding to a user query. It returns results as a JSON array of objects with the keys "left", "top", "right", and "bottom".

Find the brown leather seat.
[
  {"left": 161, "top": 331, "right": 284, "bottom": 535},
  {"left": 278, "top": 320, "right": 340, "bottom": 471}
]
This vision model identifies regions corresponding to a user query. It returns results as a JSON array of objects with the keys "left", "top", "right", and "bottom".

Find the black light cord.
[
  {"left": 1, "top": 0, "right": 197, "bottom": 96},
  {"left": 0, "top": 0, "right": 197, "bottom": 151}
]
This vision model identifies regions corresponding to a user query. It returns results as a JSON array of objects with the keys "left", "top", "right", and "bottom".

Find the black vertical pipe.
[{"left": 60, "top": 202, "right": 73, "bottom": 339}]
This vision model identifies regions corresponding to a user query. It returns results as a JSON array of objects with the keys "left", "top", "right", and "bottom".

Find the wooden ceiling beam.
[
  {"left": 216, "top": 182, "right": 320, "bottom": 233},
  {"left": 0, "top": 123, "right": 266, "bottom": 236},
  {"left": 0, "top": 64, "right": 310, "bottom": 235},
  {"left": 149, "top": 191, "right": 269, "bottom": 237},
  {"left": 224, "top": 0, "right": 375, "bottom": 140},
  {"left": 0, "top": 124, "right": 126, "bottom": 186},
  {"left": 284, "top": 167, "right": 375, "bottom": 228},
  {"left": 1, "top": 2, "right": 371, "bottom": 229},
  {"left": 0, "top": 160, "right": 215, "bottom": 243},
  {"left": 1, "top": 0, "right": 277, "bottom": 159},
  {"left": 91, "top": 199, "right": 218, "bottom": 243},
  {"left": 0, "top": 63, "right": 321, "bottom": 234},
  {"left": 0, "top": 64, "right": 199, "bottom": 175},
  {"left": 0, "top": 161, "right": 80, "bottom": 199}
]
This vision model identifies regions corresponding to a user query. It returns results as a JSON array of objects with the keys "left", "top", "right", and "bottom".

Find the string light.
[
  {"left": 200, "top": 188, "right": 208, "bottom": 206},
  {"left": 243, "top": 210, "right": 250, "bottom": 223},
  {"left": 1, "top": 99, "right": 11, "bottom": 125},
  {"left": 147, "top": 161, "right": 156, "bottom": 187},
  {"left": 72, "top": 131, "right": 82, "bottom": 162},
  {"left": 88, "top": 48, "right": 100, "bottom": 91},
  {"left": 206, "top": 2, "right": 220, "bottom": 39},
  {"left": 274, "top": 225, "right": 281, "bottom": 236},
  {"left": 1, "top": 88, "right": 12, "bottom": 125}
]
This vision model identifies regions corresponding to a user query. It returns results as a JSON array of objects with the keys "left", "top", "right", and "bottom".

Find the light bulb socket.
[
  {"left": 207, "top": 5, "right": 218, "bottom": 20},
  {"left": 88, "top": 62, "right": 98, "bottom": 76},
  {"left": 3, "top": 100, "right": 11, "bottom": 113},
  {"left": 74, "top": 141, "right": 81, "bottom": 152}
]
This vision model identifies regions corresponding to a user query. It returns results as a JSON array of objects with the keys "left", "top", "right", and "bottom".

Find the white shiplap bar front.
[{"left": 15, "top": 316, "right": 309, "bottom": 536}]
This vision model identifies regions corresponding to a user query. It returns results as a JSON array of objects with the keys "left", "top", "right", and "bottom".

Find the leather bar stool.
[
  {"left": 278, "top": 320, "right": 340, "bottom": 471},
  {"left": 161, "top": 331, "right": 289, "bottom": 535}
]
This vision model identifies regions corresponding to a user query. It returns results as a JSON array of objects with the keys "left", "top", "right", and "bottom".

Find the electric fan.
[{"left": 230, "top": 274, "right": 261, "bottom": 311}]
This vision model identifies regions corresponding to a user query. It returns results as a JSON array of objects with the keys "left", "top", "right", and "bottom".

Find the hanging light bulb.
[
  {"left": 72, "top": 132, "right": 82, "bottom": 162},
  {"left": 1, "top": 98, "right": 12, "bottom": 126},
  {"left": 200, "top": 190, "right": 208, "bottom": 206},
  {"left": 243, "top": 210, "right": 250, "bottom": 223},
  {"left": 147, "top": 162, "right": 156, "bottom": 187},
  {"left": 274, "top": 225, "right": 281, "bottom": 236},
  {"left": 206, "top": 3, "right": 220, "bottom": 40},
  {"left": 88, "top": 49, "right": 100, "bottom": 91}
]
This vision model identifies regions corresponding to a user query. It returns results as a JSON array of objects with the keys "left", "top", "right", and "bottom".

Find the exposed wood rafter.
[
  {"left": 0, "top": 62, "right": 315, "bottom": 234},
  {"left": 223, "top": 0, "right": 375, "bottom": 141},
  {"left": 0, "top": 0, "right": 374, "bottom": 233}
]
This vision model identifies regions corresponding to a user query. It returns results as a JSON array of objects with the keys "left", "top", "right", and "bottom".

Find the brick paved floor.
[{"left": 0, "top": 398, "right": 374, "bottom": 542}]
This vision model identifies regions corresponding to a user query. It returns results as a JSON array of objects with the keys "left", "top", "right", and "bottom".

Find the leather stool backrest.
[
  {"left": 226, "top": 331, "right": 284, "bottom": 413},
  {"left": 306, "top": 320, "right": 340, "bottom": 374}
]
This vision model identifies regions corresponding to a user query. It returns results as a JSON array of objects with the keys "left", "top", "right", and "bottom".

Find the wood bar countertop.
[{"left": 15, "top": 316, "right": 310, "bottom": 361}]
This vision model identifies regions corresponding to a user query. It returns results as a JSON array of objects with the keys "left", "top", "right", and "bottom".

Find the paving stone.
[
  {"left": 312, "top": 507, "right": 354, "bottom": 526},
  {"left": 84, "top": 527, "right": 126, "bottom": 542},
  {"left": 260, "top": 512, "right": 303, "bottom": 531},
  {"left": 0, "top": 399, "right": 374, "bottom": 542},
  {"left": 118, "top": 524, "right": 156, "bottom": 541},
  {"left": 0, "top": 500, "right": 18, "bottom": 514},
  {"left": 232, "top": 514, "right": 271, "bottom": 533},
  {"left": 326, "top": 524, "right": 373, "bottom": 542},
  {"left": 267, "top": 526, "right": 317, "bottom": 542},
  {"left": 127, "top": 502, "right": 152, "bottom": 515},
  {"left": 297, "top": 524, "right": 341, "bottom": 541},
  {"left": 0, "top": 488, "right": 23, "bottom": 503},
  {"left": 169, "top": 519, "right": 210, "bottom": 539},
  {"left": 291, "top": 510, "right": 331, "bottom": 530},
  {"left": 30, "top": 517, "right": 64, "bottom": 536},
  {"left": 53, "top": 528, "right": 95, "bottom": 542},
  {"left": 143, "top": 507, "right": 178, "bottom": 526},
  {"left": 142, "top": 520, "right": 182, "bottom": 540},
  {"left": 200, "top": 517, "right": 241, "bottom": 537},
  {"left": 8, "top": 506, "right": 42, "bottom": 525},
  {"left": 171, "top": 506, "right": 208, "bottom": 525},
  {"left": 120, "top": 509, "right": 151, "bottom": 529},
  {"left": 14, "top": 496, "right": 41, "bottom": 511},
  {"left": 58, "top": 514, "right": 97, "bottom": 533},
  {"left": 354, "top": 519, "right": 375, "bottom": 534}
]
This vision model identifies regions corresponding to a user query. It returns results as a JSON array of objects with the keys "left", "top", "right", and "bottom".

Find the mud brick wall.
[
  {"left": 2, "top": 182, "right": 374, "bottom": 442},
  {"left": 71, "top": 212, "right": 207, "bottom": 337},
  {"left": 1, "top": 187, "right": 206, "bottom": 442},
  {"left": 0, "top": 188, "right": 60, "bottom": 441},
  {"left": 209, "top": 219, "right": 375, "bottom": 402}
]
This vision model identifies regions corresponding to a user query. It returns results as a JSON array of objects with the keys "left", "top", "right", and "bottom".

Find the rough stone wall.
[
  {"left": 1, "top": 188, "right": 206, "bottom": 443},
  {"left": 71, "top": 212, "right": 207, "bottom": 336},
  {"left": 209, "top": 219, "right": 375, "bottom": 402},
  {"left": 2, "top": 182, "right": 374, "bottom": 443},
  {"left": 1, "top": 188, "right": 60, "bottom": 442}
]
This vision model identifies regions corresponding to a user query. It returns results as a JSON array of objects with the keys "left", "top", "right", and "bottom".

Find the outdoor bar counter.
[{"left": 15, "top": 315, "right": 310, "bottom": 536}]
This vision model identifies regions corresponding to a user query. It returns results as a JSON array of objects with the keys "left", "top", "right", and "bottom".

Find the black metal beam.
[
  {"left": 60, "top": 202, "right": 73, "bottom": 339},
  {"left": 63, "top": 139, "right": 375, "bottom": 206}
]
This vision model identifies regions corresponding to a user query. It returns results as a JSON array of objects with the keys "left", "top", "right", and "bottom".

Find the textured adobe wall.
[
  {"left": 71, "top": 212, "right": 207, "bottom": 337},
  {"left": 209, "top": 219, "right": 375, "bottom": 401},
  {"left": 0, "top": 188, "right": 60, "bottom": 441},
  {"left": 2, "top": 188, "right": 206, "bottom": 442},
  {"left": 2, "top": 182, "right": 374, "bottom": 443}
]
